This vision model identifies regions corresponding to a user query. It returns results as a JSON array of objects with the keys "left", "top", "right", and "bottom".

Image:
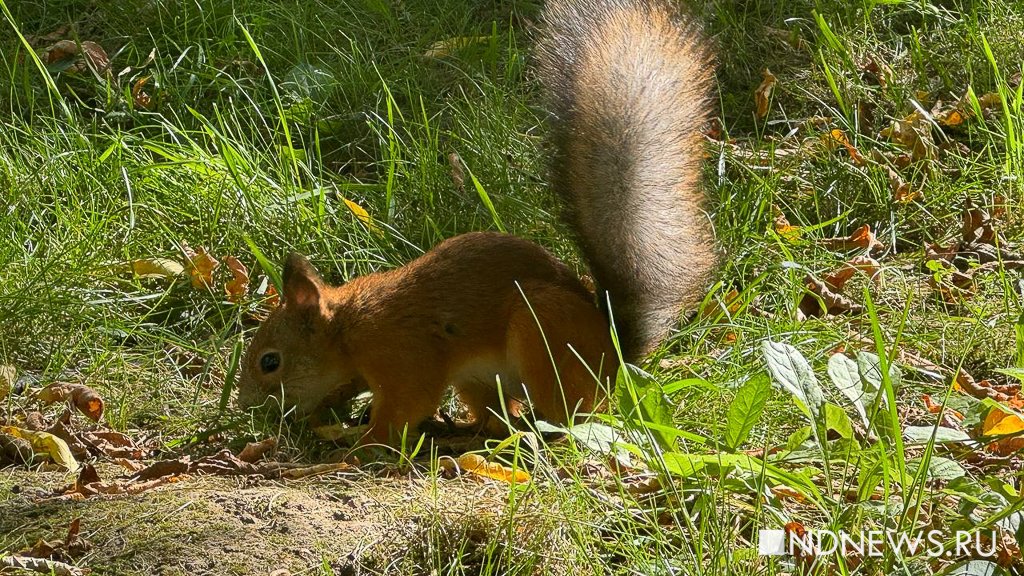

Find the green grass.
[{"left": 2, "top": 0, "right": 1024, "bottom": 574}]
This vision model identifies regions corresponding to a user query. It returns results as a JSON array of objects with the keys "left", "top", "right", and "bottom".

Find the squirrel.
[{"left": 235, "top": 0, "right": 716, "bottom": 446}]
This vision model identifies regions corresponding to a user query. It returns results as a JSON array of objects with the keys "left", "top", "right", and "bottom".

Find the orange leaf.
[
  {"left": 183, "top": 244, "right": 219, "bottom": 290},
  {"left": 223, "top": 256, "right": 249, "bottom": 303},
  {"left": 701, "top": 289, "right": 742, "bottom": 319},
  {"left": 982, "top": 409, "right": 1024, "bottom": 436},
  {"left": 822, "top": 256, "right": 881, "bottom": 290},
  {"left": 820, "top": 224, "right": 884, "bottom": 253},
  {"left": 456, "top": 453, "right": 530, "bottom": 484},
  {"left": 132, "top": 75, "right": 153, "bottom": 109},
  {"left": 921, "top": 394, "right": 964, "bottom": 420},
  {"left": 826, "top": 129, "right": 866, "bottom": 166},
  {"left": 754, "top": 69, "right": 777, "bottom": 119}
]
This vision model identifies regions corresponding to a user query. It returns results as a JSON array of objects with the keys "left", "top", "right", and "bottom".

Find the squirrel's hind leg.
[{"left": 505, "top": 281, "right": 616, "bottom": 427}]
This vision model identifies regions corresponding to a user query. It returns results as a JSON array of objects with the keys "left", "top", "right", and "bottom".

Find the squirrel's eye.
[{"left": 259, "top": 351, "right": 281, "bottom": 374}]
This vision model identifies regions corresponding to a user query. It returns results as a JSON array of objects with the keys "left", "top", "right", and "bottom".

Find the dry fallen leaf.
[
  {"left": 446, "top": 453, "right": 531, "bottom": 484},
  {"left": 1, "top": 425, "right": 79, "bottom": 472},
  {"left": 224, "top": 256, "right": 250, "bottom": 303},
  {"left": 701, "top": 289, "right": 742, "bottom": 319},
  {"left": 237, "top": 437, "right": 277, "bottom": 463},
  {"left": 887, "top": 167, "right": 920, "bottom": 203},
  {"left": 820, "top": 224, "right": 884, "bottom": 254},
  {"left": 182, "top": 244, "right": 219, "bottom": 289},
  {"left": 825, "top": 129, "right": 866, "bottom": 166},
  {"left": 131, "top": 257, "right": 184, "bottom": 279},
  {"left": 982, "top": 408, "right": 1024, "bottom": 437},
  {"left": 879, "top": 111, "right": 936, "bottom": 162},
  {"left": 771, "top": 485, "right": 807, "bottom": 503},
  {"left": 37, "top": 383, "right": 105, "bottom": 422},
  {"left": 921, "top": 394, "right": 964, "bottom": 420},
  {"left": 798, "top": 274, "right": 864, "bottom": 319},
  {"left": 423, "top": 36, "right": 490, "bottom": 58},
  {"left": 754, "top": 69, "right": 777, "bottom": 119},
  {"left": 448, "top": 151, "right": 465, "bottom": 192},
  {"left": 772, "top": 205, "right": 801, "bottom": 241},
  {"left": 131, "top": 75, "right": 153, "bottom": 109},
  {"left": 0, "top": 364, "right": 14, "bottom": 401},
  {"left": 42, "top": 40, "right": 110, "bottom": 77},
  {"left": 961, "top": 204, "right": 1003, "bottom": 245},
  {"left": 821, "top": 255, "right": 881, "bottom": 290}
]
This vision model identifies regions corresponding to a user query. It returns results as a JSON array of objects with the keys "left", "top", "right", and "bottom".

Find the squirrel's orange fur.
[{"left": 236, "top": 0, "right": 716, "bottom": 446}]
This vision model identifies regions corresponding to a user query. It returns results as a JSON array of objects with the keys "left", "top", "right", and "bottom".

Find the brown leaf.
[
  {"left": 821, "top": 255, "right": 881, "bottom": 290},
  {"left": 81, "top": 429, "right": 144, "bottom": 460},
  {"left": 887, "top": 167, "right": 920, "bottom": 203},
  {"left": 0, "top": 433, "right": 33, "bottom": 466},
  {"left": 798, "top": 274, "right": 864, "bottom": 319},
  {"left": 43, "top": 40, "right": 110, "bottom": 76},
  {"left": 37, "top": 383, "right": 104, "bottom": 422},
  {"left": 223, "top": 255, "right": 249, "bottom": 302},
  {"left": 754, "top": 69, "right": 777, "bottom": 119},
  {"left": 921, "top": 394, "right": 964, "bottom": 420},
  {"left": 879, "top": 111, "right": 936, "bottom": 162},
  {"left": 237, "top": 437, "right": 277, "bottom": 463},
  {"left": 961, "top": 204, "right": 1003, "bottom": 245},
  {"left": 772, "top": 205, "right": 801, "bottom": 241}
]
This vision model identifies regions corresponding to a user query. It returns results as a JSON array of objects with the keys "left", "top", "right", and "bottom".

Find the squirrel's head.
[{"left": 236, "top": 253, "right": 358, "bottom": 417}]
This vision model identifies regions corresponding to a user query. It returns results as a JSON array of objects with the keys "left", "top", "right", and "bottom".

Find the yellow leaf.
[
  {"left": 131, "top": 257, "right": 184, "bottom": 279},
  {"left": 1, "top": 426, "right": 79, "bottom": 472},
  {"left": 456, "top": 453, "right": 530, "bottom": 484},
  {"left": 343, "top": 198, "right": 382, "bottom": 236},
  {"left": 982, "top": 409, "right": 1024, "bottom": 436}
]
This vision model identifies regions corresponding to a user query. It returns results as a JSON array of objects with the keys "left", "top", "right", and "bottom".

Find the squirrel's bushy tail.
[{"left": 537, "top": 0, "right": 716, "bottom": 361}]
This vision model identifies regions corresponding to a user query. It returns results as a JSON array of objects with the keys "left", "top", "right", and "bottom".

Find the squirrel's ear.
[{"left": 282, "top": 252, "right": 323, "bottom": 310}]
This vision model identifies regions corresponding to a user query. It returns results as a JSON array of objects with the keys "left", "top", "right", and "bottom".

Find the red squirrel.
[{"left": 235, "top": 0, "right": 717, "bottom": 445}]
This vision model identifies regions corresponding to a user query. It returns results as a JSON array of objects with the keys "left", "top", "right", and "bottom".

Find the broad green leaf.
[
  {"left": 908, "top": 456, "right": 965, "bottom": 481},
  {"left": 761, "top": 341, "right": 823, "bottom": 414},
  {"left": 661, "top": 452, "right": 706, "bottom": 477},
  {"left": 826, "top": 353, "right": 870, "bottom": 429},
  {"left": 761, "top": 341, "right": 828, "bottom": 451},
  {"left": 785, "top": 426, "right": 813, "bottom": 451},
  {"left": 661, "top": 451, "right": 824, "bottom": 506},
  {"left": 855, "top": 351, "right": 897, "bottom": 411},
  {"left": 616, "top": 364, "right": 674, "bottom": 450},
  {"left": 662, "top": 378, "right": 713, "bottom": 395},
  {"left": 823, "top": 403, "right": 854, "bottom": 440},
  {"left": 904, "top": 425, "right": 972, "bottom": 445},
  {"left": 725, "top": 375, "right": 771, "bottom": 451}
]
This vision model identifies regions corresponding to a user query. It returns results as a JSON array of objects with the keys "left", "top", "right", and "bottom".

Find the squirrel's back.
[{"left": 537, "top": 0, "right": 716, "bottom": 360}]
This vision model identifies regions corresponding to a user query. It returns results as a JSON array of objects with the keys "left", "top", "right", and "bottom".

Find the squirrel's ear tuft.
[{"left": 282, "top": 252, "right": 323, "bottom": 310}]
